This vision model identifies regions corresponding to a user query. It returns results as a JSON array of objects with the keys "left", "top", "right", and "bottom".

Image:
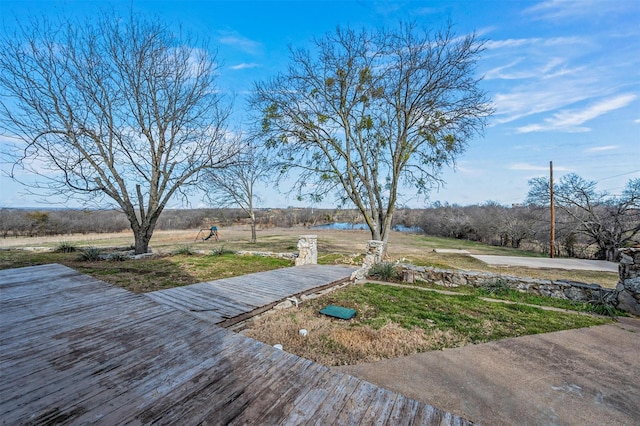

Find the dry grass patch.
[{"left": 242, "top": 310, "right": 465, "bottom": 366}]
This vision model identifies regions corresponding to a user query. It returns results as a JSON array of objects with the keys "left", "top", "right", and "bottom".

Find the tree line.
[
  {"left": 410, "top": 174, "right": 639, "bottom": 261},
  {"left": 0, "top": 207, "right": 365, "bottom": 238},
  {"left": 4, "top": 175, "right": 638, "bottom": 262}
]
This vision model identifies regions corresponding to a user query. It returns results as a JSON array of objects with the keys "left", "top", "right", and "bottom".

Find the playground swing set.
[{"left": 194, "top": 226, "right": 219, "bottom": 242}]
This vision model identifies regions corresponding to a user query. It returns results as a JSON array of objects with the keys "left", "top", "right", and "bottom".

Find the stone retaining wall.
[
  {"left": 617, "top": 248, "right": 640, "bottom": 315},
  {"left": 398, "top": 264, "right": 618, "bottom": 304},
  {"left": 236, "top": 250, "right": 297, "bottom": 260},
  {"left": 351, "top": 240, "right": 387, "bottom": 280}
]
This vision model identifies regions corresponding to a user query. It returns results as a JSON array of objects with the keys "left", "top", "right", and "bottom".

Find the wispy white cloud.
[
  {"left": 0, "top": 133, "right": 24, "bottom": 145},
  {"left": 482, "top": 32, "right": 609, "bottom": 125},
  {"left": 413, "top": 6, "right": 439, "bottom": 16},
  {"left": 540, "top": 57, "right": 563, "bottom": 73},
  {"left": 523, "top": 0, "right": 633, "bottom": 21},
  {"left": 484, "top": 59, "right": 528, "bottom": 80},
  {"left": 485, "top": 36, "right": 585, "bottom": 50},
  {"left": 585, "top": 145, "right": 618, "bottom": 153},
  {"left": 218, "top": 33, "right": 261, "bottom": 54},
  {"left": 492, "top": 82, "right": 594, "bottom": 124},
  {"left": 485, "top": 38, "right": 532, "bottom": 49},
  {"left": 454, "top": 162, "right": 483, "bottom": 175},
  {"left": 516, "top": 93, "right": 637, "bottom": 133},
  {"left": 485, "top": 56, "right": 584, "bottom": 81},
  {"left": 229, "top": 63, "right": 261, "bottom": 70}
]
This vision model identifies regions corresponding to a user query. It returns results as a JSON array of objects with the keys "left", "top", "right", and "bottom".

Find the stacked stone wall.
[
  {"left": 617, "top": 248, "right": 640, "bottom": 315},
  {"left": 398, "top": 264, "right": 618, "bottom": 305},
  {"left": 351, "top": 240, "right": 386, "bottom": 280}
]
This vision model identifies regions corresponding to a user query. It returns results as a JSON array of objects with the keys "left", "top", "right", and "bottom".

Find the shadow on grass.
[{"left": 0, "top": 250, "right": 293, "bottom": 293}]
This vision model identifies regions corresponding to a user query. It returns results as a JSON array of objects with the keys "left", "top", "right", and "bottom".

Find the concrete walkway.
[
  {"left": 335, "top": 317, "right": 640, "bottom": 425},
  {"left": 470, "top": 255, "right": 619, "bottom": 272}
]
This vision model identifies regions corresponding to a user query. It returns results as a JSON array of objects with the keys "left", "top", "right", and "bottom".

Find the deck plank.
[
  {"left": 0, "top": 263, "right": 470, "bottom": 425},
  {"left": 334, "top": 380, "right": 379, "bottom": 425},
  {"left": 357, "top": 386, "right": 399, "bottom": 425},
  {"left": 144, "top": 264, "right": 356, "bottom": 325}
]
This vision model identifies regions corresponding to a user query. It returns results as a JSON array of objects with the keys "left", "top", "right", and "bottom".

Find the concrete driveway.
[
  {"left": 335, "top": 317, "right": 640, "bottom": 425},
  {"left": 470, "top": 255, "right": 619, "bottom": 273}
]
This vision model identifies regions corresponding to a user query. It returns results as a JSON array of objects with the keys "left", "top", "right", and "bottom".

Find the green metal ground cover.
[{"left": 319, "top": 305, "right": 357, "bottom": 320}]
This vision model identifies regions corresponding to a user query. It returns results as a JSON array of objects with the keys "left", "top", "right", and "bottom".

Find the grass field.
[
  {"left": 1, "top": 227, "right": 618, "bottom": 365},
  {"left": 0, "top": 226, "right": 619, "bottom": 287}
]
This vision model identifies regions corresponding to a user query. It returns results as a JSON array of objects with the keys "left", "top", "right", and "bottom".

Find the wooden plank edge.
[{"left": 219, "top": 275, "right": 353, "bottom": 329}]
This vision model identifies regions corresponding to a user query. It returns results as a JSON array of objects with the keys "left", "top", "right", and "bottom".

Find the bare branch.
[
  {"left": 0, "top": 11, "right": 238, "bottom": 253},
  {"left": 526, "top": 173, "right": 640, "bottom": 260},
  {"left": 250, "top": 22, "right": 492, "bottom": 244}
]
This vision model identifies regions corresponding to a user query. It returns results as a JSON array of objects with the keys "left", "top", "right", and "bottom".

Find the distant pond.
[{"left": 311, "top": 222, "right": 423, "bottom": 233}]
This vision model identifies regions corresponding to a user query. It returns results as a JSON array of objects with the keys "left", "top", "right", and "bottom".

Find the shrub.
[
  {"left": 174, "top": 245, "right": 194, "bottom": 255},
  {"left": 587, "top": 291, "right": 620, "bottom": 318},
  {"left": 479, "top": 279, "right": 512, "bottom": 296},
  {"left": 54, "top": 241, "right": 77, "bottom": 253},
  {"left": 368, "top": 262, "right": 401, "bottom": 282},
  {"left": 210, "top": 246, "right": 235, "bottom": 256},
  {"left": 78, "top": 247, "right": 102, "bottom": 261},
  {"left": 108, "top": 252, "right": 128, "bottom": 262}
]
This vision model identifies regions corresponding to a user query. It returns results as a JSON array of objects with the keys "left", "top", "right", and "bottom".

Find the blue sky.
[{"left": 1, "top": 0, "right": 639, "bottom": 208}]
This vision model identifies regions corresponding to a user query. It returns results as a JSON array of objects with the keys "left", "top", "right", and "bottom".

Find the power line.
[{"left": 595, "top": 169, "right": 640, "bottom": 182}]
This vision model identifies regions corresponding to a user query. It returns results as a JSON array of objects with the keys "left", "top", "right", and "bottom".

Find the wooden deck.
[
  {"left": 145, "top": 264, "right": 356, "bottom": 327},
  {"left": 0, "top": 264, "right": 470, "bottom": 425}
]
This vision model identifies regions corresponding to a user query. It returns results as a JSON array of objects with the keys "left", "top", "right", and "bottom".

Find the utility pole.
[{"left": 550, "top": 161, "right": 555, "bottom": 258}]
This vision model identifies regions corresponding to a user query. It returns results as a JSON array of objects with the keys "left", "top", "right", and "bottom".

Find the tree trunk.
[
  {"left": 134, "top": 230, "right": 152, "bottom": 254},
  {"left": 249, "top": 211, "right": 257, "bottom": 243},
  {"left": 370, "top": 217, "right": 391, "bottom": 257},
  {"left": 132, "top": 219, "right": 157, "bottom": 254},
  {"left": 250, "top": 222, "right": 257, "bottom": 243},
  {"left": 605, "top": 246, "right": 617, "bottom": 262},
  {"left": 369, "top": 224, "right": 382, "bottom": 242}
]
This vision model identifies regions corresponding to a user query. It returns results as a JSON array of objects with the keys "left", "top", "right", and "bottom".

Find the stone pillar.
[
  {"left": 351, "top": 240, "right": 387, "bottom": 280},
  {"left": 295, "top": 235, "right": 317, "bottom": 266},
  {"left": 617, "top": 248, "right": 640, "bottom": 315},
  {"left": 364, "top": 240, "right": 386, "bottom": 266}
]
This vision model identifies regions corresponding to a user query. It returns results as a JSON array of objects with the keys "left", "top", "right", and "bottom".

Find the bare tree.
[
  {"left": 204, "top": 142, "right": 272, "bottom": 243},
  {"left": 0, "top": 12, "right": 238, "bottom": 253},
  {"left": 498, "top": 207, "right": 535, "bottom": 249},
  {"left": 527, "top": 174, "right": 640, "bottom": 261},
  {"left": 251, "top": 22, "right": 492, "bottom": 249}
]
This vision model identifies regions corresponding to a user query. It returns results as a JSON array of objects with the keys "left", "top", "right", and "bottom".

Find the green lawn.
[
  {"left": 242, "top": 282, "right": 612, "bottom": 366},
  {"left": 325, "top": 283, "right": 609, "bottom": 342},
  {"left": 408, "top": 279, "right": 625, "bottom": 316}
]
